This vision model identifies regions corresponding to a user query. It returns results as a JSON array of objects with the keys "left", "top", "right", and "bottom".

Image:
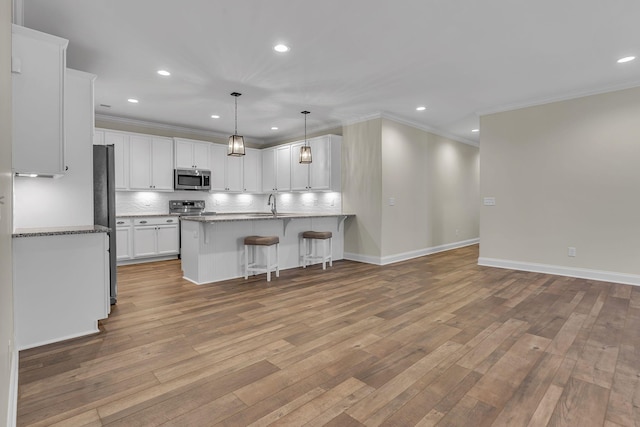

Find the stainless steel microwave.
[{"left": 174, "top": 169, "right": 211, "bottom": 191}]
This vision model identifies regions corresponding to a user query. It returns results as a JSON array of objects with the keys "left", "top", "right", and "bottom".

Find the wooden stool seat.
[
  {"left": 244, "top": 235, "right": 279, "bottom": 282},
  {"left": 302, "top": 231, "right": 332, "bottom": 240},
  {"left": 301, "top": 230, "right": 333, "bottom": 270},
  {"left": 244, "top": 235, "right": 280, "bottom": 246}
]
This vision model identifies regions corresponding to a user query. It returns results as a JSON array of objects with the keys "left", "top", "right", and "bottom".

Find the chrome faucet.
[{"left": 268, "top": 193, "right": 277, "bottom": 217}]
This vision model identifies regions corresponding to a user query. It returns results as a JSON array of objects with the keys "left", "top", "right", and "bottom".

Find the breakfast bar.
[{"left": 180, "top": 213, "right": 353, "bottom": 284}]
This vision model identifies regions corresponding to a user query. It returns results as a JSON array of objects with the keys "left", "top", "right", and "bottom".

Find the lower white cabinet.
[
  {"left": 132, "top": 217, "right": 179, "bottom": 259},
  {"left": 115, "top": 218, "right": 133, "bottom": 260},
  {"left": 13, "top": 231, "right": 110, "bottom": 350}
]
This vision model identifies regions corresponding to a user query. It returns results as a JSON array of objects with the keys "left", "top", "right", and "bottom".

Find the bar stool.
[
  {"left": 302, "top": 231, "right": 333, "bottom": 270},
  {"left": 244, "top": 235, "right": 279, "bottom": 282}
]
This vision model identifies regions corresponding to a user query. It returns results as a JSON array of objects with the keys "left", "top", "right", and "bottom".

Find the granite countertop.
[
  {"left": 13, "top": 225, "right": 111, "bottom": 238},
  {"left": 180, "top": 212, "right": 354, "bottom": 223}
]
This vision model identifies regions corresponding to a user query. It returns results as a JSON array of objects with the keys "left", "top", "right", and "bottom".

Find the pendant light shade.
[
  {"left": 299, "top": 110, "right": 312, "bottom": 164},
  {"left": 228, "top": 92, "right": 245, "bottom": 156}
]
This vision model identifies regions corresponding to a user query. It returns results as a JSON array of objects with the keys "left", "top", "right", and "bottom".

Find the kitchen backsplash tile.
[{"left": 115, "top": 191, "right": 342, "bottom": 216}]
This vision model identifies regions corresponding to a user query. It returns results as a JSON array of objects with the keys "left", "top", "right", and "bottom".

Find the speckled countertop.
[
  {"left": 116, "top": 213, "right": 181, "bottom": 218},
  {"left": 180, "top": 213, "right": 354, "bottom": 223},
  {"left": 12, "top": 225, "right": 110, "bottom": 238}
]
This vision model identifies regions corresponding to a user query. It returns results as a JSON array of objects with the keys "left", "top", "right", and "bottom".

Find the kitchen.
[{"left": 2, "top": 1, "right": 639, "bottom": 426}]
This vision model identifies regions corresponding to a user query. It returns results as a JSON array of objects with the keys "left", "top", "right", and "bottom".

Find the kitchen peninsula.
[{"left": 180, "top": 213, "right": 353, "bottom": 284}]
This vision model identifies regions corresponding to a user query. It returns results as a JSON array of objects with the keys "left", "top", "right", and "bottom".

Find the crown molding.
[
  {"left": 343, "top": 112, "right": 479, "bottom": 148},
  {"left": 94, "top": 114, "right": 261, "bottom": 144},
  {"left": 260, "top": 120, "right": 344, "bottom": 145},
  {"left": 477, "top": 80, "right": 640, "bottom": 117}
]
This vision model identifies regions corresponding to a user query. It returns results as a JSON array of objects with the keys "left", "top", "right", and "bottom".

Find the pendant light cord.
[{"left": 234, "top": 95, "right": 238, "bottom": 135}]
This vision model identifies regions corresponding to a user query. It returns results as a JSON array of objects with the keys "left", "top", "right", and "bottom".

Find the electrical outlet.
[
  {"left": 313, "top": 199, "right": 318, "bottom": 206},
  {"left": 455, "top": 229, "right": 459, "bottom": 236},
  {"left": 389, "top": 197, "right": 395, "bottom": 206},
  {"left": 568, "top": 247, "right": 576, "bottom": 257}
]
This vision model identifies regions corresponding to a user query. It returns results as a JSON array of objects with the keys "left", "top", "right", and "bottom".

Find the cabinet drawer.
[
  {"left": 115, "top": 218, "right": 132, "bottom": 227},
  {"left": 133, "top": 217, "right": 178, "bottom": 226}
]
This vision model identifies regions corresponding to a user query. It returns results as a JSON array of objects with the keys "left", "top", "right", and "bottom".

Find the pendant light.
[
  {"left": 299, "top": 110, "right": 312, "bottom": 164},
  {"left": 228, "top": 92, "right": 245, "bottom": 156}
]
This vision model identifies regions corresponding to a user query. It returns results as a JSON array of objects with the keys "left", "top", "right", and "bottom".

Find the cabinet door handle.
[
  {"left": 117, "top": 221, "right": 125, "bottom": 225},
  {"left": 166, "top": 219, "right": 173, "bottom": 223},
  {"left": 140, "top": 220, "right": 148, "bottom": 224}
]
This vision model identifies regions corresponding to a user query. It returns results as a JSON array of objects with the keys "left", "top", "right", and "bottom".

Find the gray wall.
[
  {"left": 479, "top": 86, "right": 640, "bottom": 283},
  {"left": 1, "top": 0, "right": 15, "bottom": 424}
]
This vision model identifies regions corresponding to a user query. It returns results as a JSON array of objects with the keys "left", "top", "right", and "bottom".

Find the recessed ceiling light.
[
  {"left": 274, "top": 44, "right": 290, "bottom": 53},
  {"left": 472, "top": 129, "right": 479, "bottom": 132},
  {"left": 271, "top": 127, "right": 279, "bottom": 130},
  {"left": 127, "top": 98, "right": 139, "bottom": 103},
  {"left": 157, "top": 70, "right": 171, "bottom": 76},
  {"left": 617, "top": 56, "right": 636, "bottom": 63},
  {"left": 211, "top": 115, "right": 220, "bottom": 119},
  {"left": 416, "top": 106, "right": 426, "bottom": 111}
]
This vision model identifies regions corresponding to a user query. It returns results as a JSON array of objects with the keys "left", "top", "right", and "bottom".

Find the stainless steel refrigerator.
[{"left": 93, "top": 145, "right": 117, "bottom": 304}]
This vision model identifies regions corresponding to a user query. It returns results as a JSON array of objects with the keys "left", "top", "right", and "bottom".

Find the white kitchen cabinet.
[
  {"left": 93, "top": 129, "right": 104, "bottom": 145},
  {"left": 209, "top": 143, "right": 226, "bottom": 191},
  {"left": 104, "top": 131, "right": 130, "bottom": 190},
  {"left": 243, "top": 148, "right": 262, "bottom": 193},
  {"left": 290, "top": 135, "right": 341, "bottom": 192},
  {"left": 132, "top": 217, "right": 179, "bottom": 259},
  {"left": 129, "top": 135, "right": 173, "bottom": 190},
  {"left": 209, "top": 144, "right": 256, "bottom": 192},
  {"left": 13, "top": 231, "right": 110, "bottom": 350},
  {"left": 12, "top": 25, "right": 68, "bottom": 176},
  {"left": 115, "top": 218, "right": 133, "bottom": 261},
  {"left": 290, "top": 141, "right": 308, "bottom": 191},
  {"left": 262, "top": 145, "right": 291, "bottom": 192},
  {"left": 174, "top": 138, "right": 211, "bottom": 170}
]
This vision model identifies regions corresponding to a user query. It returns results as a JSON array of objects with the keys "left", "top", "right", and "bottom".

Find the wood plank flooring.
[{"left": 17, "top": 245, "right": 640, "bottom": 426}]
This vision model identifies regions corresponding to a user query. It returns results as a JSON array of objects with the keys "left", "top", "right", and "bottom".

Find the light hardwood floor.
[{"left": 17, "top": 245, "right": 640, "bottom": 426}]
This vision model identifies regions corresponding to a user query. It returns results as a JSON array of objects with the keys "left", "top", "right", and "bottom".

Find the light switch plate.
[{"left": 483, "top": 197, "right": 496, "bottom": 206}]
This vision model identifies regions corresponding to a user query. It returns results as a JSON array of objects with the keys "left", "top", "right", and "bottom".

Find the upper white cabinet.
[
  {"left": 243, "top": 148, "right": 262, "bottom": 193},
  {"left": 174, "top": 138, "right": 211, "bottom": 170},
  {"left": 209, "top": 145, "right": 261, "bottom": 192},
  {"left": 290, "top": 135, "right": 341, "bottom": 192},
  {"left": 93, "top": 129, "right": 105, "bottom": 145},
  {"left": 12, "top": 25, "right": 68, "bottom": 175},
  {"left": 104, "top": 131, "right": 129, "bottom": 191},
  {"left": 129, "top": 135, "right": 173, "bottom": 191},
  {"left": 262, "top": 145, "right": 291, "bottom": 192}
]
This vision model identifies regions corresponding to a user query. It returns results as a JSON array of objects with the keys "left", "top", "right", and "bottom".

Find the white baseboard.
[
  {"left": 7, "top": 347, "right": 18, "bottom": 427},
  {"left": 478, "top": 257, "right": 640, "bottom": 287},
  {"left": 117, "top": 255, "right": 179, "bottom": 266},
  {"left": 17, "top": 326, "right": 101, "bottom": 351},
  {"left": 345, "top": 238, "right": 480, "bottom": 266}
]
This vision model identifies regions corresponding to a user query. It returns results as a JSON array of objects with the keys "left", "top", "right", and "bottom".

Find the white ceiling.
[{"left": 21, "top": 0, "right": 640, "bottom": 145}]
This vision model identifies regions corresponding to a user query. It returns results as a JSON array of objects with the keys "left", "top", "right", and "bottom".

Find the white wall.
[
  {"left": 115, "top": 191, "right": 342, "bottom": 216},
  {"left": 479, "top": 86, "right": 640, "bottom": 284},
  {"left": 342, "top": 117, "right": 479, "bottom": 264},
  {"left": 13, "top": 69, "right": 95, "bottom": 229},
  {"left": 381, "top": 119, "right": 479, "bottom": 259},
  {"left": 1, "top": 0, "right": 16, "bottom": 425}
]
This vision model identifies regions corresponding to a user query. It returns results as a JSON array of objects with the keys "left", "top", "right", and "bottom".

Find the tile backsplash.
[{"left": 116, "top": 191, "right": 342, "bottom": 215}]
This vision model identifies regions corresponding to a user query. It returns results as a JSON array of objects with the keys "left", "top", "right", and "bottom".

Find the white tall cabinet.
[{"left": 12, "top": 24, "right": 68, "bottom": 176}]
